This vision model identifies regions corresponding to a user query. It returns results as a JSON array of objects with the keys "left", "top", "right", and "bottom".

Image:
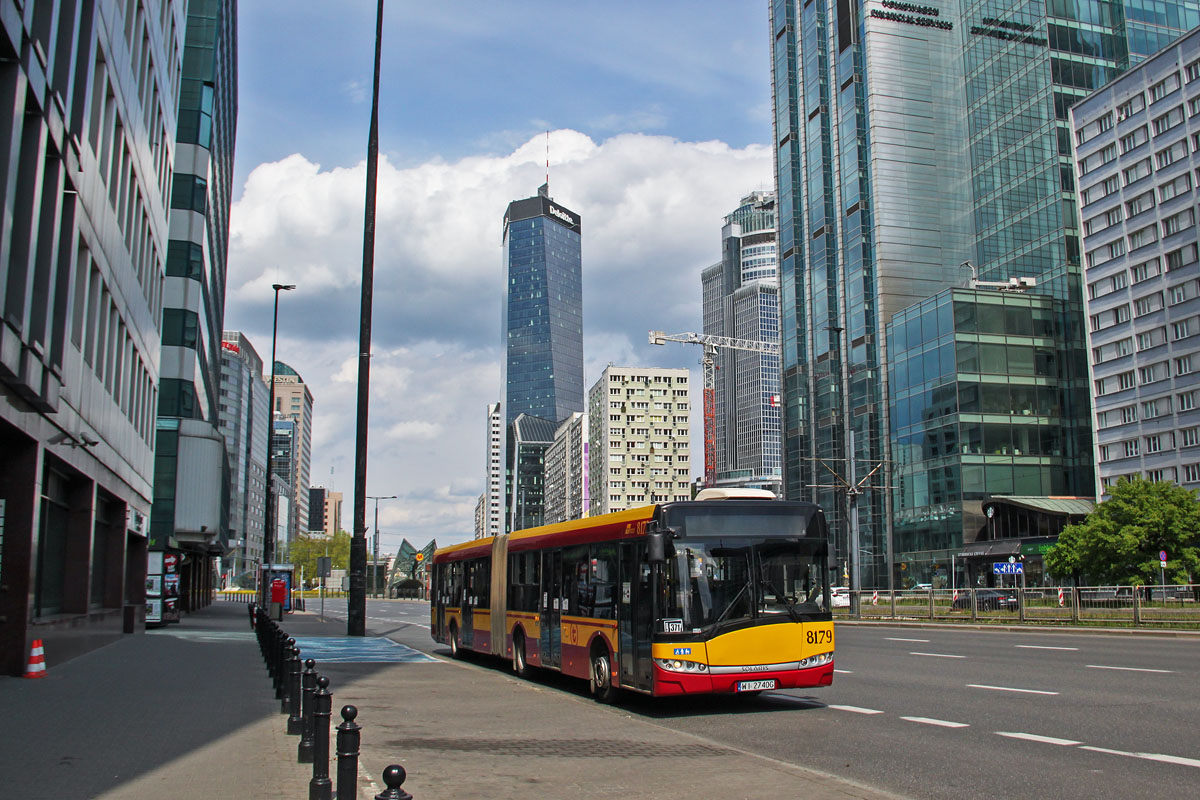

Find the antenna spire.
[{"left": 545, "top": 129, "right": 550, "bottom": 190}]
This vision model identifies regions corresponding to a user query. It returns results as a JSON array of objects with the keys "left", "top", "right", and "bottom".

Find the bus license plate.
[{"left": 737, "top": 679, "right": 776, "bottom": 692}]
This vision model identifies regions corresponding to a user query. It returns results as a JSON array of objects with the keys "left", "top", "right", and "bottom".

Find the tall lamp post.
[
  {"left": 366, "top": 495, "right": 396, "bottom": 598},
  {"left": 261, "top": 282, "right": 296, "bottom": 609},
  {"left": 349, "top": 0, "right": 386, "bottom": 636}
]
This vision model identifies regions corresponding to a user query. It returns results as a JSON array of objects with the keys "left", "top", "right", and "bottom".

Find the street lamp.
[
  {"left": 261, "top": 282, "right": 296, "bottom": 609},
  {"left": 366, "top": 494, "right": 397, "bottom": 598}
]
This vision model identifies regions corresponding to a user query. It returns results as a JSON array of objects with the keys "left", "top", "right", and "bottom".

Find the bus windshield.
[{"left": 663, "top": 537, "right": 827, "bottom": 632}]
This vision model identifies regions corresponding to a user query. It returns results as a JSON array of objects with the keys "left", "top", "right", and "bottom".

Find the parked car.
[{"left": 952, "top": 588, "right": 1018, "bottom": 611}]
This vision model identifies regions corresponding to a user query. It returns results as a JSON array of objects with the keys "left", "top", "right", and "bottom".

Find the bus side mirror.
[{"left": 647, "top": 531, "right": 666, "bottom": 563}]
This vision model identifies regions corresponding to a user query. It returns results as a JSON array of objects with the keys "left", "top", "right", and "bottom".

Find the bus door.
[
  {"left": 433, "top": 565, "right": 446, "bottom": 640},
  {"left": 462, "top": 562, "right": 476, "bottom": 648},
  {"left": 539, "top": 549, "right": 562, "bottom": 668},
  {"left": 618, "top": 541, "right": 654, "bottom": 690}
]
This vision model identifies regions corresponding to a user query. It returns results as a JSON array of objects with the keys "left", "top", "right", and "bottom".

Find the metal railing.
[{"left": 836, "top": 584, "right": 1200, "bottom": 629}]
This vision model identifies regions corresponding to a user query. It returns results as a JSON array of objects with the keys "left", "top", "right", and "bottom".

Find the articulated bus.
[{"left": 431, "top": 492, "right": 834, "bottom": 701}]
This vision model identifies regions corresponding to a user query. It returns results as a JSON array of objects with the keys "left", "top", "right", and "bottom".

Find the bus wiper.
[
  {"left": 713, "top": 581, "right": 752, "bottom": 625},
  {"left": 760, "top": 572, "right": 802, "bottom": 622}
]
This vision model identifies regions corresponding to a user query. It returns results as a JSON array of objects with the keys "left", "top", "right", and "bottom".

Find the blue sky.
[{"left": 225, "top": 1, "right": 776, "bottom": 549}]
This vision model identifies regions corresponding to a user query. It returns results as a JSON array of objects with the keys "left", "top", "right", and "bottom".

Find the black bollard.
[
  {"left": 375, "top": 765, "right": 413, "bottom": 800},
  {"left": 298, "top": 659, "right": 317, "bottom": 763},
  {"left": 248, "top": 602, "right": 256, "bottom": 630},
  {"left": 336, "top": 705, "right": 361, "bottom": 800},
  {"left": 287, "top": 646, "right": 304, "bottom": 731},
  {"left": 281, "top": 639, "right": 297, "bottom": 713},
  {"left": 273, "top": 630, "right": 286, "bottom": 698},
  {"left": 309, "top": 676, "right": 333, "bottom": 800}
]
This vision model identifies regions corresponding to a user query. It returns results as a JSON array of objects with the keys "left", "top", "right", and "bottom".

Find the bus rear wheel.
[
  {"left": 513, "top": 630, "right": 529, "bottom": 677},
  {"left": 591, "top": 651, "right": 617, "bottom": 704}
]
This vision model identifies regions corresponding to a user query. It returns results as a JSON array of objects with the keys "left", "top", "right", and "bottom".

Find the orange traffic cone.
[{"left": 24, "top": 639, "right": 46, "bottom": 678}]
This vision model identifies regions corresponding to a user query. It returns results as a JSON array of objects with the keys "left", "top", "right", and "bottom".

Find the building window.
[
  {"left": 1119, "top": 371, "right": 1136, "bottom": 390},
  {"left": 1159, "top": 173, "right": 1192, "bottom": 203},
  {"left": 1166, "top": 243, "right": 1198, "bottom": 271},
  {"left": 1170, "top": 284, "right": 1189, "bottom": 305},
  {"left": 1117, "top": 94, "right": 1146, "bottom": 121},
  {"left": 1171, "top": 319, "right": 1194, "bottom": 340},
  {"left": 1182, "top": 427, "right": 1200, "bottom": 447},
  {"left": 1120, "top": 125, "right": 1148, "bottom": 153},
  {"left": 1155, "top": 139, "right": 1188, "bottom": 169},
  {"left": 1130, "top": 258, "right": 1161, "bottom": 283},
  {"left": 1122, "top": 405, "right": 1138, "bottom": 424},
  {"left": 1149, "top": 73, "right": 1180, "bottom": 103},
  {"left": 1162, "top": 208, "right": 1194, "bottom": 237},
  {"left": 1123, "top": 439, "right": 1140, "bottom": 457},
  {"left": 1123, "top": 158, "right": 1152, "bottom": 185},
  {"left": 1180, "top": 391, "right": 1197, "bottom": 411},
  {"left": 1125, "top": 190, "right": 1155, "bottom": 217},
  {"left": 1151, "top": 106, "right": 1185, "bottom": 135},
  {"left": 1129, "top": 225, "right": 1158, "bottom": 250},
  {"left": 1184, "top": 464, "right": 1200, "bottom": 483}
]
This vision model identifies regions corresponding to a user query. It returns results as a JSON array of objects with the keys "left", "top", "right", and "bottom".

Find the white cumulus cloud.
[{"left": 225, "top": 130, "right": 771, "bottom": 548}]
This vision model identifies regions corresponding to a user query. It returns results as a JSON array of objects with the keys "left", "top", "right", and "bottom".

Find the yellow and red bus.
[{"left": 431, "top": 494, "right": 834, "bottom": 701}]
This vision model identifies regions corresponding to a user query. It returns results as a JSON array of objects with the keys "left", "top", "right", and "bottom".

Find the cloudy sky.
[{"left": 226, "top": 1, "right": 775, "bottom": 551}]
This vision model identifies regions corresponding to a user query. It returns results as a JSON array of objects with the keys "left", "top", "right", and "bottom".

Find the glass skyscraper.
[
  {"left": 501, "top": 184, "right": 584, "bottom": 426},
  {"left": 501, "top": 185, "right": 584, "bottom": 531},
  {"left": 701, "top": 191, "right": 784, "bottom": 494},
  {"left": 769, "top": 0, "right": 1198, "bottom": 589}
]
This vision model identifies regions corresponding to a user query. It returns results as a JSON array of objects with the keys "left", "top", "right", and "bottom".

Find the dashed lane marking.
[
  {"left": 996, "top": 732, "right": 1081, "bottom": 746},
  {"left": 1086, "top": 664, "right": 1174, "bottom": 673},
  {"left": 902, "top": 717, "right": 969, "bottom": 728},
  {"left": 1015, "top": 645, "right": 1078, "bottom": 651},
  {"left": 834, "top": 669, "right": 853, "bottom": 674},
  {"left": 885, "top": 637, "right": 929, "bottom": 642},
  {"left": 910, "top": 652, "right": 966, "bottom": 659},
  {"left": 1080, "top": 746, "right": 1200, "bottom": 769},
  {"left": 828, "top": 705, "right": 884, "bottom": 715},
  {"left": 968, "top": 684, "right": 1059, "bottom": 695}
]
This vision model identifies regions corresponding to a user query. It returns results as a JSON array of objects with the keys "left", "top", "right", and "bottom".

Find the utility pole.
[{"left": 366, "top": 495, "right": 396, "bottom": 598}]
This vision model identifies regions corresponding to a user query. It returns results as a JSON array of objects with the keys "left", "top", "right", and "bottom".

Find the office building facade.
[
  {"left": 484, "top": 402, "right": 503, "bottom": 537},
  {"left": 1072, "top": 29, "right": 1200, "bottom": 494},
  {"left": 501, "top": 184, "right": 584, "bottom": 530},
  {"left": 308, "top": 486, "right": 342, "bottom": 534},
  {"left": 587, "top": 367, "right": 691, "bottom": 515},
  {"left": 768, "top": 0, "right": 1198, "bottom": 587},
  {"left": 508, "top": 414, "right": 557, "bottom": 531},
  {"left": 701, "top": 190, "right": 783, "bottom": 494},
  {"left": 217, "top": 332, "right": 268, "bottom": 584},
  {"left": 272, "top": 361, "right": 313, "bottom": 542},
  {"left": 151, "top": 0, "right": 237, "bottom": 611},
  {"left": 544, "top": 411, "right": 590, "bottom": 524},
  {"left": 0, "top": 0, "right": 180, "bottom": 673}
]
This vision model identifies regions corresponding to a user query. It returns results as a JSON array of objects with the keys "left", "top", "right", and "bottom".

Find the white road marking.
[
  {"left": 885, "top": 637, "right": 929, "bottom": 642},
  {"left": 828, "top": 704, "right": 884, "bottom": 715},
  {"left": 996, "top": 732, "right": 1081, "bottom": 746},
  {"left": 1086, "top": 664, "right": 1174, "bottom": 673},
  {"left": 1080, "top": 746, "right": 1200, "bottom": 769},
  {"left": 968, "top": 684, "right": 1059, "bottom": 696},
  {"left": 910, "top": 652, "right": 966, "bottom": 659},
  {"left": 834, "top": 669, "right": 853, "bottom": 674},
  {"left": 902, "top": 716, "right": 969, "bottom": 728},
  {"left": 1015, "top": 645, "right": 1078, "bottom": 651}
]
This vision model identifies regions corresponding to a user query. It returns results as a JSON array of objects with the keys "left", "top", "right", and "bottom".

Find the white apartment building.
[{"left": 588, "top": 367, "right": 692, "bottom": 514}]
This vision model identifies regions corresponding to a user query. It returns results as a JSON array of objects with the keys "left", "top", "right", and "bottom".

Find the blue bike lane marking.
[{"left": 291, "top": 636, "right": 442, "bottom": 663}]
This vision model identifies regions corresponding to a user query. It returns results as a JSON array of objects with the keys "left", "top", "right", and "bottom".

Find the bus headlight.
[
  {"left": 797, "top": 652, "right": 833, "bottom": 668},
  {"left": 655, "top": 658, "right": 709, "bottom": 673}
]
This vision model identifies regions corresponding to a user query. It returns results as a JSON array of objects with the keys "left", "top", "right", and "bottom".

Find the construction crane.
[{"left": 649, "top": 330, "right": 781, "bottom": 485}]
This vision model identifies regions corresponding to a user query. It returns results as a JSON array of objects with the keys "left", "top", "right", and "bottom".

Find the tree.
[
  {"left": 1045, "top": 478, "right": 1200, "bottom": 585},
  {"left": 285, "top": 530, "right": 352, "bottom": 587}
]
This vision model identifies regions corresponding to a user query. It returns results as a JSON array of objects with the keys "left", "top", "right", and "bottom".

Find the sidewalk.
[{"left": 1, "top": 602, "right": 903, "bottom": 799}]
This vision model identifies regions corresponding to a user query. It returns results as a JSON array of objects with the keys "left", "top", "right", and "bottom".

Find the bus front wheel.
[{"left": 591, "top": 650, "right": 617, "bottom": 704}]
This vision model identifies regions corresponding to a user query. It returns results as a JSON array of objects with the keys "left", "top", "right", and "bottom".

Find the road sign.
[
  {"left": 1159, "top": 550, "right": 1168, "bottom": 562},
  {"left": 317, "top": 556, "right": 332, "bottom": 578},
  {"left": 993, "top": 562, "right": 1024, "bottom": 575}
]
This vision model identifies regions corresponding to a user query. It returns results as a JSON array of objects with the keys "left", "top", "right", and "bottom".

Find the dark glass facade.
[
  {"left": 769, "top": 0, "right": 1198, "bottom": 589},
  {"left": 888, "top": 288, "right": 1095, "bottom": 585},
  {"left": 501, "top": 189, "right": 584, "bottom": 427}
]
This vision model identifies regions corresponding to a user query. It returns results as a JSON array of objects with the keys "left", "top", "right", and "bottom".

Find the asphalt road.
[{"left": 314, "top": 599, "right": 1200, "bottom": 799}]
